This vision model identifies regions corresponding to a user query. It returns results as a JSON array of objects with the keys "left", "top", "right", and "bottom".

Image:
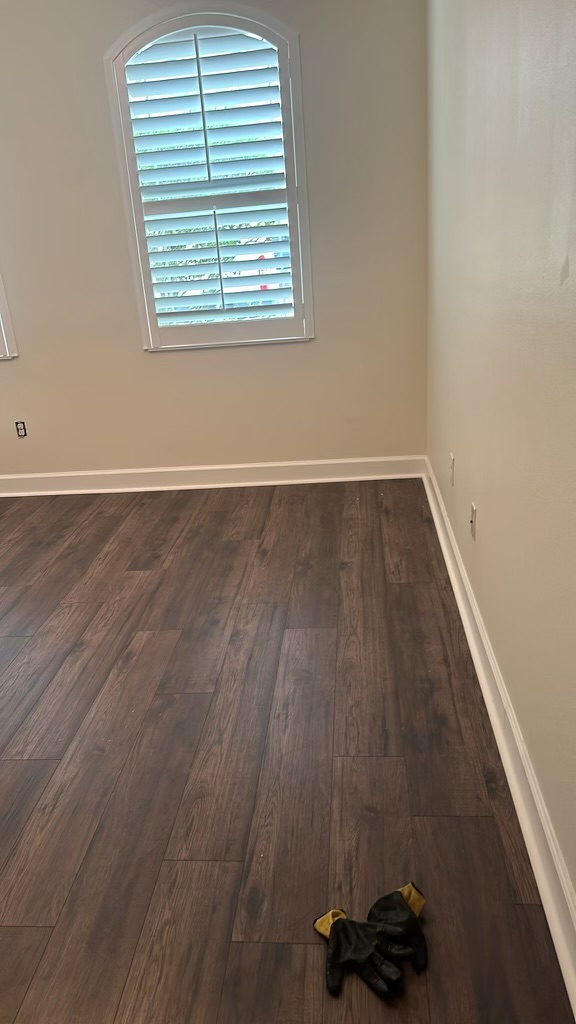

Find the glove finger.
[
  {"left": 370, "top": 951, "right": 403, "bottom": 985},
  {"left": 411, "top": 928, "right": 428, "bottom": 972},
  {"left": 355, "top": 960, "right": 394, "bottom": 1000},
  {"left": 326, "top": 959, "right": 346, "bottom": 997}
]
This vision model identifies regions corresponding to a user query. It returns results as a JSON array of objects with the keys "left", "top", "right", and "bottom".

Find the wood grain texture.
[
  {"left": 286, "top": 483, "right": 341, "bottom": 628},
  {"left": 0, "top": 929, "right": 50, "bottom": 1024},
  {"left": 325, "top": 756, "right": 430, "bottom": 1023},
  {"left": 167, "top": 603, "right": 287, "bottom": 860},
  {"left": 0, "top": 631, "right": 180, "bottom": 925},
  {"left": 386, "top": 582, "right": 491, "bottom": 815},
  {"left": 127, "top": 489, "right": 205, "bottom": 571},
  {"left": 3, "top": 573, "right": 160, "bottom": 758},
  {"left": 0, "top": 510, "right": 119, "bottom": 636},
  {"left": 222, "top": 486, "right": 274, "bottom": 540},
  {"left": 0, "top": 601, "right": 101, "bottom": 754},
  {"left": 335, "top": 483, "right": 402, "bottom": 755},
  {"left": 217, "top": 943, "right": 325, "bottom": 1024},
  {"left": 114, "top": 861, "right": 242, "bottom": 1024},
  {"left": 0, "top": 482, "right": 566, "bottom": 1022},
  {"left": 0, "top": 760, "right": 58, "bottom": 873},
  {"left": 139, "top": 512, "right": 226, "bottom": 630},
  {"left": 515, "top": 904, "right": 573, "bottom": 1022},
  {"left": 378, "top": 478, "right": 448, "bottom": 585},
  {"left": 62, "top": 493, "right": 166, "bottom": 603},
  {"left": 0, "top": 495, "right": 102, "bottom": 587},
  {"left": 15, "top": 694, "right": 211, "bottom": 1024},
  {"left": 412, "top": 816, "right": 540, "bottom": 1024},
  {"left": 434, "top": 586, "right": 541, "bottom": 902},
  {"left": 242, "top": 487, "right": 306, "bottom": 602},
  {"left": 158, "top": 540, "right": 256, "bottom": 692},
  {"left": 233, "top": 627, "right": 335, "bottom": 943},
  {"left": 0, "top": 637, "right": 29, "bottom": 672}
]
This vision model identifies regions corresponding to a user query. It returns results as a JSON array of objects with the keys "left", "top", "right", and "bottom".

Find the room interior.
[{"left": 0, "top": 0, "right": 575, "bottom": 1020}]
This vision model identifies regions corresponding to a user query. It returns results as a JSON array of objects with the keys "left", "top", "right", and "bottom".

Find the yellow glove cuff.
[
  {"left": 313, "top": 908, "right": 346, "bottom": 939},
  {"left": 398, "top": 882, "right": 425, "bottom": 917}
]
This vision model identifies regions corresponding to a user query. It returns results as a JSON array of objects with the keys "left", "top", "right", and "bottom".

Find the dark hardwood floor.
[{"left": 0, "top": 480, "right": 571, "bottom": 1023}]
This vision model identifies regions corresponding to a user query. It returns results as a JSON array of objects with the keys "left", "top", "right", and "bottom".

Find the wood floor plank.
[
  {"left": 325, "top": 756, "right": 429, "bottom": 1022},
  {"left": 386, "top": 582, "right": 491, "bottom": 815},
  {"left": 114, "top": 861, "right": 242, "bottom": 1024},
  {"left": 158, "top": 540, "right": 257, "bottom": 693},
  {"left": 233, "top": 627, "right": 335, "bottom": 943},
  {"left": 378, "top": 478, "right": 449, "bottom": 585},
  {"left": 222, "top": 486, "right": 274, "bottom": 540},
  {"left": 166, "top": 603, "right": 287, "bottom": 860},
  {"left": 63, "top": 493, "right": 170, "bottom": 603},
  {"left": 139, "top": 512, "right": 227, "bottom": 630},
  {"left": 412, "top": 816, "right": 539, "bottom": 1023},
  {"left": 0, "top": 630, "right": 180, "bottom": 926},
  {"left": 217, "top": 943, "right": 325, "bottom": 1024},
  {"left": 2, "top": 573, "right": 161, "bottom": 758},
  {"left": 0, "top": 495, "right": 100, "bottom": 586},
  {"left": 286, "top": 483, "right": 342, "bottom": 629},
  {"left": 0, "top": 511, "right": 121, "bottom": 636},
  {"left": 0, "top": 601, "right": 101, "bottom": 754},
  {"left": 127, "top": 490, "right": 204, "bottom": 571},
  {"left": 0, "top": 928, "right": 51, "bottom": 1024},
  {"left": 335, "top": 483, "right": 403, "bottom": 756},
  {"left": 0, "top": 760, "right": 58, "bottom": 873},
  {"left": 15, "top": 694, "right": 211, "bottom": 1024},
  {"left": 434, "top": 587, "right": 541, "bottom": 902},
  {"left": 242, "top": 487, "right": 307, "bottom": 603},
  {"left": 0, "top": 637, "right": 29, "bottom": 672},
  {"left": 515, "top": 905, "right": 573, "bottom": 1022}
]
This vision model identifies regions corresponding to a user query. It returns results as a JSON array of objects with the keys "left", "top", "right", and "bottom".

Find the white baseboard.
[
  {"left": 0, "top": 455, "right": 427, "bottom": 497},
  {"left": 424, "top": 458, "right": 576, "bottom": 1016}
]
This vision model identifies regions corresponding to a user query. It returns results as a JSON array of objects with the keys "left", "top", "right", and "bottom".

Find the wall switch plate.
[
  {"left": 449, "top": 453, "right": 455, "bottom": 486},
  {"left": 470, "top": 502, "right": 477, "bottom": 540}
]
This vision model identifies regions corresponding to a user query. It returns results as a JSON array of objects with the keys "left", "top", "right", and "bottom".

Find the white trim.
[
  {"left": 424, "top": 458, "right": 576, "bottom": 1016},
  {"left": 0, "top": 455, "right": 427, "bottom": 496},
  {"left": 104, "top": 4, "right": 314, "bottom": 352},
  {"left": 0, "top": 266, "right": 18, "bottom": 360}
]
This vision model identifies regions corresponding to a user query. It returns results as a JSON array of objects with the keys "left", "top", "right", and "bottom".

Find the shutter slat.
[
  {"left": 211, "top": 155, "right": 286, "bottom": 179},
  {"left": 156, "top": 293, "right": 223, "bottom": 312},
  {"left": 158, "top": 303, "right": 294, "bottom": 325},
  {"left": 131, "top": 112, "right": 204, "bottom": 136},
  {"left": 128, "top": 78, "right": 200, "bottom": 102},
  {"left": 128, "top": 40, "right": 197, "bottom": 65},
  {"left": 201, "top": 67, "right": 279, "bottom": 94},
  {"left": 135, "top": 127, "right": 205, "bottom": 152},
  {"left": 207, "top": 120, "right": 281, "bottom": 144},
  {"left": 217, "top": 204, "right": 287, "bottom": 228},
  {"left": 195, "top": 33, "right": 272, "bottom": 57},
  {"left": 198, "top": 47, "right": 278, "bottom": 76},
  {"left": 205, "top": 102, "right": 281, "bottom": 128},
  {"left": 138, "top": 164, "right": 209, "bottom": 185},
  {"left": 126, "top": 58, "right": 198, "bottom": 83},
  {"left": 145, "top": 213, "right": 216, "bottom": 234},
  {"left": 137, "top": 146, "right": 206, "bottom": 171},
  {"left": 223, "top": 271, "right": 292, "bottom": 290},
  {"left": 141, "top": 172, "right": 286, "bottom": 201},
  {"left": 129, "top": 94, "right": 202, "bottom": 118},
  {"left": 224, "top": 286, "right": 293, "bottom": 307},
  {"left": 220, "top": 255, "right": 291, "bottom": 273},
  {"left": 210, "top": 139, "right": 284, "bottom": 162}
]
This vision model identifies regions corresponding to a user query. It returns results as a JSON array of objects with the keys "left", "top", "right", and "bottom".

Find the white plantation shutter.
[{"left": 111, "top": 15, "right": 313, "bottom": 350}]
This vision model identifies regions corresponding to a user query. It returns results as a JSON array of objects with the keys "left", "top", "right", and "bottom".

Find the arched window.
[{"left": 109, "top": 12, "right": 313, "bottom": 351}]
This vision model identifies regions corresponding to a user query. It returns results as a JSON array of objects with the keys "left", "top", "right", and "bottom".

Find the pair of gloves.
[{"left": 313, "top": 882, "right": 427, "bottom": 1001}]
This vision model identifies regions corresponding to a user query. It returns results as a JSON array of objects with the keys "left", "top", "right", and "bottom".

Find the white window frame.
[
  {"left": 0, "top": 268, "right": 17, "bottom": 359},
  {"left": 106, "top": 4, "right": 314, "bottom": 352}
]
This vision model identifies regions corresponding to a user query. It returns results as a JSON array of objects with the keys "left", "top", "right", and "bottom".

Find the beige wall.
[
  {"left": 0, "top": 0, "right": 427, "bottom": 475},
  {"left": 428, "top": 0, "right": 576, "bottom": 883}
]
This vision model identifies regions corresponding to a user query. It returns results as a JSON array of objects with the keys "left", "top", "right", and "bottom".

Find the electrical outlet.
[
  {"left": 470, "top": 502, "right": 477, "bottom": 540},
  {"left": 449, "top": 453, "right": 455, "bottom": 486},
  {"left": 15, "top": 420, "right": 27, "bottom": 438}
]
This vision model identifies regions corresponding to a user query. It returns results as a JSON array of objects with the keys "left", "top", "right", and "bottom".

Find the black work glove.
[
  {"left": 313, "top": 909, "right": 416, "bottom": 1000},
  {"left": 368, "top": 882, "right": 428, "bottom": 972}
]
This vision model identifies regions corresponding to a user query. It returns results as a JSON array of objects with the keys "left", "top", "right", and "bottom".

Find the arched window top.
[{"left": 108, "top": 11, "right": 313, "bottom": 351}]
